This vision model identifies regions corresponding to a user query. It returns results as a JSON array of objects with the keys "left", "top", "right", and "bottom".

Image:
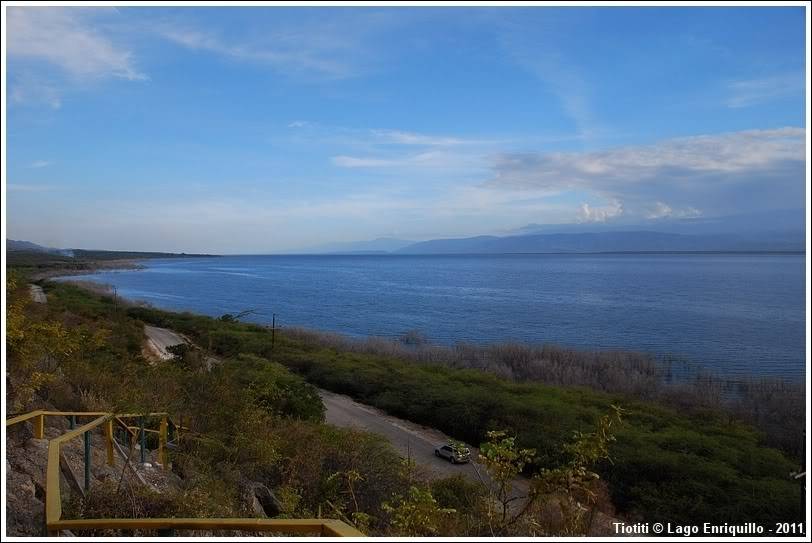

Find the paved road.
[
  {"left": 29, "top": 284, "right": 46, "bottom": 304},
  {"left": 320, "top": 388, "right": 497, "bottom": 483},
  {"left": 143, "top": 325, "right": 187, "bottom": 360}
]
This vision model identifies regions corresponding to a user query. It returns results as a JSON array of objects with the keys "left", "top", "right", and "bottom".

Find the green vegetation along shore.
[
  {"left": 125, "top": 300, "right": 803, "bottom": 526},
  {"left": 5, "top": 260, "right": 804, "bottom": 535}
]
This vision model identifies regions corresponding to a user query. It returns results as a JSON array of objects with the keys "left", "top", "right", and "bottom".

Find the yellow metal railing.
[{"left": 6, "top": 410, "right": 364, "bottom": 537}]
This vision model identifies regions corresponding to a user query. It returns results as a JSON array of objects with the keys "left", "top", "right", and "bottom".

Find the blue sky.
[{"left": 5, "top": 6, "right": 807, "bottom": 253}]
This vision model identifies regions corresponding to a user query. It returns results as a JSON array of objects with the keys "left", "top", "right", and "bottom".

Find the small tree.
[
  {"left": 475, "top": 430, "right": 536, "bottom": 535},
  {"left": 382, "top": 486, "right": 455, "bottom": 536},
  {"left": 532, "top": 404, "right": 625, "bottom": 535}
]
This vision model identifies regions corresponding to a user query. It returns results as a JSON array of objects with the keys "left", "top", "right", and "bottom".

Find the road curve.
[
  {"left": 319, "top": 388, "right": 493, "bottom": 482},
  {"left": 144, "top": 325, "right": 187, "bottom": 360},
  {"left": 29, "top": 284, "right": 47, "bottom": 304}
]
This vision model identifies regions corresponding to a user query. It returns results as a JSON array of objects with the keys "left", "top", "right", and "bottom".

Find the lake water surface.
[{"left": 59, "top": 254, "right": 806, "bottom": 380}]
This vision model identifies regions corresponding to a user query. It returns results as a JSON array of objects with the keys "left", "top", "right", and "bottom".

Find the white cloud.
[
  {"left": 29, "top": 160, "right": 51, "bottom": 169},
  {"left": 7, "top": 8, "right": 146, "bottom": 81},
  {"left": 287, "top": 120, "right": 310, "bottom": 128},
  {"left": 727, "top": 73, "right": 804, "bottom": 108},
  {"left": 577, "top": 200, "right": 624, "bottom": 223},
  {"left": 487, "top": 127, "right": 806, "bottom": 219},
  {"left": 645, "top": 202, "right": 701, "bottom": 220},
  {"left": 489, "top": 128, "right": 805, "bottom": 188}
]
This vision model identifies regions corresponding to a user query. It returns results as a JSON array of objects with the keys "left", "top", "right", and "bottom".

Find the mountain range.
[
  {"left": 301, "top": 209, "right": 806, "bottom": 254},
  {"left": 7, "top": 209, "right": 806, "bottom": 256}
]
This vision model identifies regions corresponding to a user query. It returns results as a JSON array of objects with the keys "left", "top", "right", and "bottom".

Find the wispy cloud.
[
  {"left": 727, "top": 73, "right": 805, "bottom": 108},
  {"left": 7, "top": 8, "right": 146, "bottom": 81},
  {"left": 332, "top": 150, "right": 466, "bottom": 170},
  {"left": 370, "top": 129, "right": 486, "bottom": 147},
  {"left": 157, "top": 23, "right": 362, "bottom": 79},
  {"left": 492, "top": 14, "right": 599, "bottom": 139},
  {"left": 29, "top": 160, "right": 51, "bottom": 169},
  {"left": 9, "top": 74, "right": 62, "bottom": 109}
]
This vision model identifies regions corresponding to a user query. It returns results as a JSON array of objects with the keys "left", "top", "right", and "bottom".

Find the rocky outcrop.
[{"left": 241, "top": 480, "right": 282, "bottom": 518}]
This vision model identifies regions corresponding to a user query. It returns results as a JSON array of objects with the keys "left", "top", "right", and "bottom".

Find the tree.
[
  {"left": 382, "top": 486, "right": 455, "bottom": 536},
  {"left": 532, "top": 404, "right": 626, "bottom": 535},
  {"left": 475, "top": 431, "right": 536, "bottom": 535}
]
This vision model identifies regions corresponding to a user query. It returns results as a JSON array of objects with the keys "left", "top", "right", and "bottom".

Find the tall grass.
[{"left": 282, "top": 327, "right": 805, "bottom": 457}]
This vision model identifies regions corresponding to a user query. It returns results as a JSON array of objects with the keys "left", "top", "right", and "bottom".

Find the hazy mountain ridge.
[
  {"left": 343, "top": 210, "right": 807, "bottom": 254},
  {"left": 396, "top": 229, "right": 804, "bottom": 254},
  {"left": 293, "top": 237, "right": 416, "bottom": 254}
]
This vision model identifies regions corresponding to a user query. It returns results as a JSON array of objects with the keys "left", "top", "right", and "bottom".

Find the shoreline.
[
  {"left": 52, "top": 273, "right": 805, "bottom": 387},
  {"left": 43, "top": 276, "right": 807, "bottom": 460}
]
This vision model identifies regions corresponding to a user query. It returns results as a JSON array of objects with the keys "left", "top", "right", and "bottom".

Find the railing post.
[
  {"left": 105, "top": 419, "right": 115, "bottom": 466},
  {"left": 34, "top": 414, "right": 45, "bottom": 439},
  {"left": 84, "top": 430, "right": 91, "bottom": 492},
  {"left": 157, "top": 528, "right": 175, "bottom": 536},
  {"left": 159, "top": 416, "right": 168, "bottom": 469},
  {"left": 139, "top": 416, "right": 146, "bottom": 464},
  {"left": 69, "top": 415, "right": 76, "bottom": 430}
]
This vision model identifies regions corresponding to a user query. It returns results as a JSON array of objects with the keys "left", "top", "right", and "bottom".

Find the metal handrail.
[{"left": 7, "top": 410, "right": 364, "bottom": 537}]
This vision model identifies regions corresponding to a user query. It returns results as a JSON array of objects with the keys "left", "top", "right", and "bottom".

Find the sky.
[{"left": 4, "top": 5, "right": 808, "bottom": 253}]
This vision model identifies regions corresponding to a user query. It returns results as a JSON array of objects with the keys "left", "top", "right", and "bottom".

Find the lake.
[{"left": 58, "top": 253, "right": 806, "bottom": 380}]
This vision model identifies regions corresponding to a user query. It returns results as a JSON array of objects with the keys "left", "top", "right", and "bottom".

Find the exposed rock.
[
  {"left": 253, "top": 483, "right": 282, "bottom": 517},
  {"left": 6, "top": 414, "right": 178, "bottom": 536},
  {"left": 240, "top": 481, "right": 282, "bottom": 518}
]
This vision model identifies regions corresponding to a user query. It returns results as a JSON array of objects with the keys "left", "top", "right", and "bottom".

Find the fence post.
[
  {"left": 105, "top": 419, "right": 115, "bottom": 466},
  {"left": 69, "top": 415, "right": 76, "bottom": 430},
  {"left": 139, "top": 416, "right": 146, "bottom": 464},
  {"left": 158, "top": 416, "right": 168, "bottom": 469},
  {"left": 84, "top": 430, "right": 91, "bottom": 492},
  {"left": 34, "top": 414, "right": 45, "bottom": 439}
]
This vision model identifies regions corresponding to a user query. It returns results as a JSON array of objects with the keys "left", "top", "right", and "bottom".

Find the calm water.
[{"left": 59, "top": 254, "right": 806, "bottom": 379}]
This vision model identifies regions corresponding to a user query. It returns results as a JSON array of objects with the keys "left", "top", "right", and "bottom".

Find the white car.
[{"left": 434, "top": 443, "right": 471, "bottom": 464}]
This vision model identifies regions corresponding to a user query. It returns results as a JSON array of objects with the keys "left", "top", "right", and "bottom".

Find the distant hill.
[
  {"left": 396, "top": 230, "right": 804, "bottom": 254},
  {"left": 6, "top": 239, "right": 218, "bottom": 260},
  {"left": 7, "top": 239, "right": 72, "bottom": 255}
]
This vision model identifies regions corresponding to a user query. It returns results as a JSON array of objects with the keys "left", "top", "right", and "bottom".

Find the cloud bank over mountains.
[{"left": 486, "top": 127, "right": 805, "bottom": 221}]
